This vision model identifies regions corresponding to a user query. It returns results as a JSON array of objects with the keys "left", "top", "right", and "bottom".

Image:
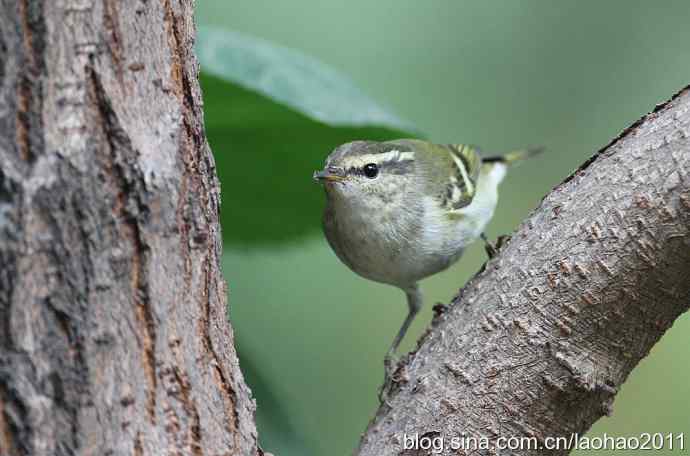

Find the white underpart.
[
  {"left": 421, "top": 162, "right": 507, "bottom": 261},
  {"left": 368, "top": 162, "right": 508, "bottom": 286},
  {"left": 454, "top": 162, "right": 507, "bottom": 241}
]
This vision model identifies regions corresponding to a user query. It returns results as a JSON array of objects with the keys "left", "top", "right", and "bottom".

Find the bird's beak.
[{"left": 313, "top": 168, "right": 346, "bottom": 183}]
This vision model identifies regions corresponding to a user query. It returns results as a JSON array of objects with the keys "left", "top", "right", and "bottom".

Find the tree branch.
[{"left": 357, "top": 86, "right": 690, "bottom": 455}]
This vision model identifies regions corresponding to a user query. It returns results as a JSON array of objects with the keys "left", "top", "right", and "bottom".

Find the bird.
[{"left": 313, "top": 139, "right": 541, "bottom": 400}]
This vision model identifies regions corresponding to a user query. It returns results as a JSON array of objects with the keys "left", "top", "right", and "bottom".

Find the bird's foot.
[
  {"left": 481, "top": 233, "right": 511, "bottom": 259},
  {"left": 495, "top": 234, "right": 511, "bottom": 251},
  {"left": 378, "top": 355, "right": 399, "bottom": 404}
]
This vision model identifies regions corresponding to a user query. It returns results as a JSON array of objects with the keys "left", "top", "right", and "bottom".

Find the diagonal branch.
[{"left": 356, "top": 86, "right": 690, "bottom": 456}]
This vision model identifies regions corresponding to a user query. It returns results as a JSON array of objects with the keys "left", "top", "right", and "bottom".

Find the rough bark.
[
  {"left": 356, "top": 86, "right": 690, "bottom": 455},
  {"left": 0, "top": 1, "right": 259, "bottom": 455}
]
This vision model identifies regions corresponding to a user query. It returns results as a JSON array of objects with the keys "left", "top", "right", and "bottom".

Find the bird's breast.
[{"left": 323, "top": 195, "right": 464, "bottom": 287}]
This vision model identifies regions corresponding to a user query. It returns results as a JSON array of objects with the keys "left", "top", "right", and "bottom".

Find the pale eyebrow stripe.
[{"left": 354, "top": 150, "right": 415, "bottom": 164}]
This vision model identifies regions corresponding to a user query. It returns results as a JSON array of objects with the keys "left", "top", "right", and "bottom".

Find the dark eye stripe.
[{"left": 345, "top": 158, "right": 415, "bottom": 177}]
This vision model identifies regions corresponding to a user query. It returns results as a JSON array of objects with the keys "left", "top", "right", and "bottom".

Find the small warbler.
[{"left": 313, "top": 139, "right": 541, "bottom": 398}]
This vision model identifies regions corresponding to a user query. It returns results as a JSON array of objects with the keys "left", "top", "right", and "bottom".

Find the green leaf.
[
  {"left": 202, "top": 73, "right": 408, "bottom": 245},
  {"left": 196, "top": 26, "right": 416, "bottom": 132}
]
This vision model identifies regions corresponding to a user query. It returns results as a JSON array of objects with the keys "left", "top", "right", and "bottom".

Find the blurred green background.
[{"left": 195, "top": 1, "right": 690, "bottom": 454}]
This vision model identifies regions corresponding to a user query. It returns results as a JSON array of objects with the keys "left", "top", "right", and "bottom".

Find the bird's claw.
[
  {"left": 481, "top": 233, "right": 511, "bottom": 259},
  {"left": 378, "top": 355, "right": 399, "bottom": 403},
  {"left": 496, "top": 234, "right": 511, "bottom": 249}
]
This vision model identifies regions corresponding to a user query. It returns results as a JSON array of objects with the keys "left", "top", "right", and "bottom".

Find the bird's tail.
[{"left": 482, "top": 146, "right": 545, "bottom": 165}]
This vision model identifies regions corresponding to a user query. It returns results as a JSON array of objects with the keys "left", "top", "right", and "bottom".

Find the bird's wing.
[
  {"left": 390, "top": 139, "right": 482, "bottom": 211},
  {"left": 441, "top": 143, "right": 483, "bottom": 210}
]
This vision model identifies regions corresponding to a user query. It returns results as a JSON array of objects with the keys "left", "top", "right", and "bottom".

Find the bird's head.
[{"left": 313, "top": 141, "right": 416, "bottom": 208}]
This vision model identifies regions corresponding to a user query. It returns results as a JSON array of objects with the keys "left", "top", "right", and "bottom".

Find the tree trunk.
[
  {"left": 356, "top": 86, "right": 690, "bottom": 455},
  {"left": 0, "top": 1, "right": 259, "bottom": 455}
]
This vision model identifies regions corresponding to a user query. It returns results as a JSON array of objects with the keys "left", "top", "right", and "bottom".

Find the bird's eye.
[{"left": 363, "top": 163, "right": 379, "bottom": 178}]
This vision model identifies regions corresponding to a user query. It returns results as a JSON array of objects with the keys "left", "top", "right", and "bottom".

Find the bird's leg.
[
  {"left": 384, "top": 285, "right": 422, "bottom": 376},
  {"left": 379, "top": 284, "right": 422, "bottom": 403},
  {"left": 480, "top": 232, "right": 498, "bottom": 258}
]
